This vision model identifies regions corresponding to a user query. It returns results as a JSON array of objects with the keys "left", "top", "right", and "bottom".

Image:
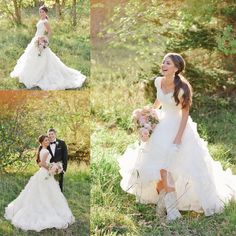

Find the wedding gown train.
[
  {"left": 118, "top": 76, "right": 236, "bottom": 216},
  {"left": 10, "top": 19, "right": 86, "bottom": 90},
  {"left": 5, "top": 148, "right": 75, "bottom": 232}
]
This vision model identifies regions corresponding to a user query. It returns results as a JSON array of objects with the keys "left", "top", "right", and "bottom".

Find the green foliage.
[
  {"left": 166, "top": 23, "right": 218, "bottom": 52},
  {"left": 0, "top": 113, "right": 35, "bottom": 169},
  {"left": 96, "top": 0, "right": 236, "bottom": 96},
  {"left": 217, "top": 25, "right": 236, "bottom": 55},
  {"left": 221, "top": 3, "right": 236, "bottom": 21},
  {"left": 0, "top": 0, "right": 90, "bottom": 25},
  {"left": 0, "top": 0, "right": 33, "bottom": 24},
  {"left": 0, "top": 90, "right": 90, "bottom": 170}
]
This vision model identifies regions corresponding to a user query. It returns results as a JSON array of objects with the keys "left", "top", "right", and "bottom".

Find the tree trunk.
[
  {"left": 72, "top": 0, "right": 77, "bottom": 26},
  {"left": 33, "top": 0, "right": 40, "bottom": 7},
  {"left": 61, "top": 0, "right": 66, "bottom": 9},
  {"left": 12, "top": 0, "right": 21, "bottom": 24},
  {"left": 55, "top": 0, "right": 61, "bottom": 20}
]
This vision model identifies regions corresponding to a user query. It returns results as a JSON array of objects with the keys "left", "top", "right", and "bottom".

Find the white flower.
[
  {"left": 144, "top": 123, "right": 152, "bottom": 130},
  {"left": 132, "top": 106, "right": 159, "bottom": 142}
]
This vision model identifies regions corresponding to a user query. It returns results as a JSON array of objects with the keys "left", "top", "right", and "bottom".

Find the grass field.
[
  {"left": 91, "top": 46, "right": 236, "bottom": 235},
  {"left": 0, "top": 161, "right": 90, "bottom": 236},
  {"left": 0, "top": 6, "right": 90, "bottom": 90}
]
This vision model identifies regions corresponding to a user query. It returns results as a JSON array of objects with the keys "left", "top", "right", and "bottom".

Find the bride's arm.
[
  {"left": 153, "top": 99, "right": 161, "bottom": 109},
  {"left": 153, "top": 78, "right": 162, "bottom": 109},
  {"left": 38, "top": 153, "right": 49, "bottom": 170},
  {"left": 44, "top": 22, "right": 52, "bottom": 38},
  {"left": 173, "top": 106, "right": 189, "bottom": 145}
]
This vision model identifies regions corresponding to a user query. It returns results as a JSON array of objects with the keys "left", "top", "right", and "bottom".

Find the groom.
[{"left": 47, "top": 128, "right": 68, "bottom": 192}]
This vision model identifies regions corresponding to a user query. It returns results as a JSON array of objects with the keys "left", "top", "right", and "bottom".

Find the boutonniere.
[{"left": 56, "top": 141, "right": 59, "bottom": 145}]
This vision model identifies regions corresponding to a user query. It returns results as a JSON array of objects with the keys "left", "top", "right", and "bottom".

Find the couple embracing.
[{"left": 4, "top": 128, "right": 75, "bottom": 232}]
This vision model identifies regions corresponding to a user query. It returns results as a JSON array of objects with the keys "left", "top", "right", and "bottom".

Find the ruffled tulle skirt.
[
  {"left": 5, "top": 168, "right": 75, "bottom": 232},
  {"left": 118, "top": 110, "right": 236, "bottom": 216},
  {"left": 10, "top": 36, "right": 86, "bottom": 90}
]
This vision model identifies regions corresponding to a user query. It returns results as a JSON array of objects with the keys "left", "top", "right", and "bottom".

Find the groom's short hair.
[{"left": 47, "top": 128, "right": 56, "bottom": 134}]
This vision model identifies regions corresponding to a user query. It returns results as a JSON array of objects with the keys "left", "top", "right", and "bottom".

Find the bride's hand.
[
  {"left": 173, "top": 136, "right": 181, "bottom": 145},
  {"left": 43, "top": 35, "right": 49, "bottom": 41},
  {"left": 172, "top": 137, "right": 181, "bottom": 153},
  {"left": 171, "top": 143, "right": 180, "bottom": 152},
  {"left": 38, "top": 36, "right": 48, "bottom": 42},
  {"left": 38, "top": 37, "right": 43, "bottom": 43}
]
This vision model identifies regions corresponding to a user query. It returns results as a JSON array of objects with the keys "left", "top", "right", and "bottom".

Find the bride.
[
  {"left": 10, "top": 5, "right": 86, "bottom": 90},
  {"left": 4, "top": 135, "right": 75, "bottom": 232},
  {"left": 118, "top": 53, "right": 236, "bottom": 221}
]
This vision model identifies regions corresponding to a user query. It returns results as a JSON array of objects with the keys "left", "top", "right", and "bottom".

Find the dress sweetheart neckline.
[
  {"left": 39, "top": 19, "right": 47, "bottom": 22},
  {"left": 160, "top": 88, "right": 173, "bottom": 96},
  {"left": 159, "top": 78, "right": 174, "bottom": 95}
]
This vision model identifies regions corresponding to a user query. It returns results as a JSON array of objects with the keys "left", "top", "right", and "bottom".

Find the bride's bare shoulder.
[
  {"left": 41, "top": 148, "right": 49, "bottom": 154},
  {"left": 154, "top": 76, "right": 163, "bottom": 88}
]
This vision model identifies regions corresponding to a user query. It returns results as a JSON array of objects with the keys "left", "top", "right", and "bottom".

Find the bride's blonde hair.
[{"left": 163, "top": 53, "right": 192, "bottom": 109}]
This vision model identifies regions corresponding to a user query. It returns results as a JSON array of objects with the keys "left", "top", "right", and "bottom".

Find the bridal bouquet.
[
  {"left": 45, "top": 162, "right": 64, "bottom": 180},
  {"left": 48, "top": 162, "right": 64, "bottom": 175},
  {"left": 35, "top": 36, "right": 49, "bottom": 56},
  {"left": 132, "top": 106, "right": 159, "bottom": 142}
]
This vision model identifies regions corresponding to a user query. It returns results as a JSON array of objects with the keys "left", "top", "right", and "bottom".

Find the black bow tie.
[{"left": 50, "top": 141, "right": 56, "bottom": 144}]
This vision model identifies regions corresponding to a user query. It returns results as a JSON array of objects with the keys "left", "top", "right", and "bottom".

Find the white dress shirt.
[{"left": 50, "top": 140, "right": 56, "bottom": 156}]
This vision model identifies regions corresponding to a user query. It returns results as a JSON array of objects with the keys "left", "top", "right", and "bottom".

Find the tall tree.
[
  {"left": 12, "top": 0, "right": 21, "bottom": 24},
  {"left": 61, "top": 0, "right": 66, "bottom": 8},
  {"left": 0, "top": 0, "right": 22, "bottom": 24},
  {"left": 72, "top": 0, "right": 77, "bottom": 26},
  {"left": 33, "top": 0, "right": 40, "bottom": 7},
  {"left": 99, "top": 0, "right": 236, "bottom": 95},
  {"left": 55, "top": 0, "right": 61, "bottom": 20}
]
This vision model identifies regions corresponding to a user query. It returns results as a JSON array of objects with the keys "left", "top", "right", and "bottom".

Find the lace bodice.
[
  {"left": 40, "top": 148, "right": 51, "bottom": 163},
  {"left": 155, "top": 77, "right": 183, "bottom": 113},
  {"left": 35, "top": 19, "right": 48, "bottom": 37}
]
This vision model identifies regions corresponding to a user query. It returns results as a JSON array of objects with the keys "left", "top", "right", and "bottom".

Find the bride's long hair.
[
  {"left": 163, "top": 53, "right": 192, "bottom": 109},
  {"left": 36, "top": 134, "right": 48, "bottom": 163},
  {"left": 39, "top": 5, "right": 49, "bottom": 20}
]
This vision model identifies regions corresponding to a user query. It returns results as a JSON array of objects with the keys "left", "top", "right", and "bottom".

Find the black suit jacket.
[{"left": 48, "top": 139, "right": 68, "bottom": 172}]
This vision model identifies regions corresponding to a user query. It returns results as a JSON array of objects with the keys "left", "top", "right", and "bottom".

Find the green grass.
[
  {"left": 91, "top": 127, "right": 236, "bottom": 235},
  {"left": 91, "top": 46, "right": 236, "bottom": 235},
  {"left": 0, "top": 6, "right": 90, "bottom": 90},
  {"left": 0, "top": 161, "right": 90, "bottom": 236}
]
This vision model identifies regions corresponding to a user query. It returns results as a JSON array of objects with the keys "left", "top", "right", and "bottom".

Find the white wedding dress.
[
  {"left": 10, "top": 19, "right": 86, "bottom": 90},
  {"left": 5, "top": 148, "right": 75, "bottom": 232},
  {"left": 118, "top": 77, "right": 236, "bottom": 216}
]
